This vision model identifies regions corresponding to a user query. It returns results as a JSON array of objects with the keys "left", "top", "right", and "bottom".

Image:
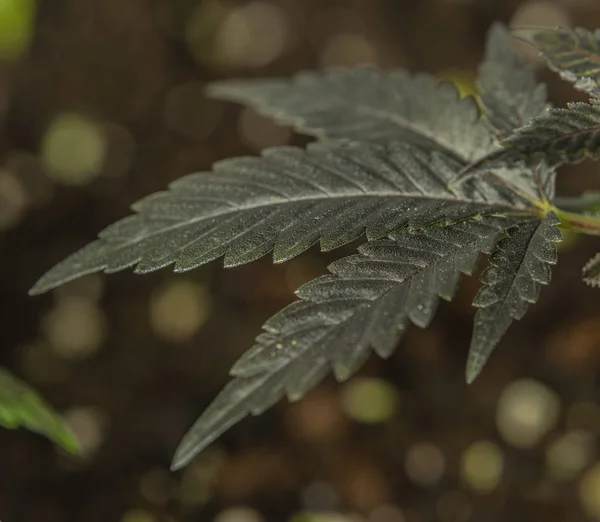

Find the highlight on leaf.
[
  {"left": 207, "top": 68, "right": 494, "bottom": 161},
  {"left": 0, "top": 369, "right": 81, "bottom": 455},
  {"left": 514, "top": 26, "right": 600, "bottom": 94}
]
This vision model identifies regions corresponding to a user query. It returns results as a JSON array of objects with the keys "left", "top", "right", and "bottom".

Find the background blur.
[{"left": 2, "top": 0, "right": 600, "bottom": 521}]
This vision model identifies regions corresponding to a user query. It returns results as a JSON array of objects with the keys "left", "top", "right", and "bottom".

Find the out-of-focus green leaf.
[
  {"left": 0, "top": 0, "right": 37, "bottom": 61},
  {"left": 0, "top": 369, "right": 81, "bottom": 455},
  {"left": 514, "top": 26, "right": 600, "bottom": 95}
]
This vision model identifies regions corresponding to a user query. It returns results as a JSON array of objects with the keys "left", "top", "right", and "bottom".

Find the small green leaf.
[
  {"left": 582, "top": 253, "right": 600, "bottom": 287},
  {"left": 0, "top": 369, "right": 81, "bottom": 455}
]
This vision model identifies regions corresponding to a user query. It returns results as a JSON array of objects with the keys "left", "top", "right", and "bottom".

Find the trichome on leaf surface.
[{"left": 28, "top": 23, "right": 600, "bottom": 470}]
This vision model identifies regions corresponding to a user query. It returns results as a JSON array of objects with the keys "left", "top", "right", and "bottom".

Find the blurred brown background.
[{"left": 3, "top": 0, "right": 600, "bottom": 521}]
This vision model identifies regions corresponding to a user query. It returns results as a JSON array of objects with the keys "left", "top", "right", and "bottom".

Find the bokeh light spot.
[
  {"left": 187, "top": 1, "right": 290, "bottom": 70},
  {"left": 496, "top": 379, "right": 560, "bottom": 449},
  {"left": 460, "top": 440, "right": 504, "bottom": 493},
  {"left": 63, "top": 406, "right": 109, "bottom": 459},
  {"left": 42, "top": 297, "right": 107, "bottom": 360},
  {"left": 0, "top": 0, "right": 36, "bottom": 61},
  {"left": 546, "top": 431, "right": 594, "bottom": 481},
  {"left": 580, "top": 463, "right": 600, "bottom": 518},
  {"left": 0, "top": 168, "right": 29, "bottom": 230},
  {"left": 404, "top": 442, "right": 446, "bottom": 487},
  {"left": 340, "top": 377, "right": 399, "bottom": 424},
  {"left": 150, "top": 280, "right": 211, "bottom": 343},
  {"left": 41, "top": 113, "right": 108, "bottom": 185}
]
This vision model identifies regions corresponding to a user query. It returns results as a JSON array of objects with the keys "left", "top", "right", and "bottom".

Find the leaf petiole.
[{"left": 554, "top": 206, "right": 600, "bottom": 236}]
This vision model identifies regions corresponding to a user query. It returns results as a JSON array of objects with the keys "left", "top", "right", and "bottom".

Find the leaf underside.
[
  {"left": 515, "top": 26, "right": 600, "bottom": 95},
  {"left": 171, "top": 216, "right": 518, "bottom": 470},
  {"left": 466, "top": 212, "right": 562, "bottom": 382},
  {"left": 30, "top": 142, "right": 527, "bottom": 295},
  {"left": 207, "top": 68, "right": 494, "bottom": 161},
  {"left": 0, "top": 369, "right": 80, "bottom": 455}
]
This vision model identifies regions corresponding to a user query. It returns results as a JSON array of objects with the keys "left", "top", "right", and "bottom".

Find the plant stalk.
[{"left": 554, "top": 207, "right": 600, "bottom": 236}]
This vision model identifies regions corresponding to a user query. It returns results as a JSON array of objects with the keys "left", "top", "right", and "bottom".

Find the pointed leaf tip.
[
  {"left": 170, "top": 436, "right": 201, "bottom": 471},
  {"left": 465, "top": 353, "right": 486, "bottom": 384},
  {"left": 169, "top": 455, "right": 186, "bottom": 472}
]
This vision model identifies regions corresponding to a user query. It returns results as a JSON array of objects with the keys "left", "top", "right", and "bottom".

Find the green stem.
[
  {"left": 554, "top": 207, "right": 600, "bottom": 236},
  {"left": 554, "top": 193, "right": 600, "bottom": 213}
]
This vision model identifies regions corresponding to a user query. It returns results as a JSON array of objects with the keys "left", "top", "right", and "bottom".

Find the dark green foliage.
[
  {"left": 207, "top": 69, "right": 493, "bottom": 161},
  {"left": 467, "top": 212, "right": 562, "bottom": 383},
  {"left": 29, "top": 142, "right": 528, "bottom": 296},
  {"left": 28, "top": 22, "right": 600, "bottom": 470},
  {"left": 478, "top": 23, "right": 550, "bottom": 136},
  {"left": 172, "top": 216, "right": 512, "bottom": 469}
]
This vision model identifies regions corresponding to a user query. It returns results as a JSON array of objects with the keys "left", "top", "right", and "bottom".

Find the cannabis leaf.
[
  {"left": 171, "top": 216, "right": 518, "bottom": 470},
  {"left": 207, "top": 68, "right": 494, "bottom": 161},
  {"left": 478, "top": 23, "right": 550, "bottom": 136},
  {"left": 31, "top": 20, "right": 600, "bottom": 472},
  {"left": 30, "top": 142, "right": 529, "bottom": 295},
  {"left": 457, "top": 99, "right": 600, "bottom": 174},
  {"left": 466, "top": 212, "right": 562, "bottom": 382},
  {"left": 0, "top": 369, "right": 81, "bottom": 455},
  {"left": 515, "top": 26, "right": 600, "bottom": 95}
]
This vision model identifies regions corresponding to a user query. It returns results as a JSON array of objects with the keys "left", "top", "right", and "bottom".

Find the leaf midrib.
[{"left": 111, "top": 190, "right": 525, "bottom": 250}]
